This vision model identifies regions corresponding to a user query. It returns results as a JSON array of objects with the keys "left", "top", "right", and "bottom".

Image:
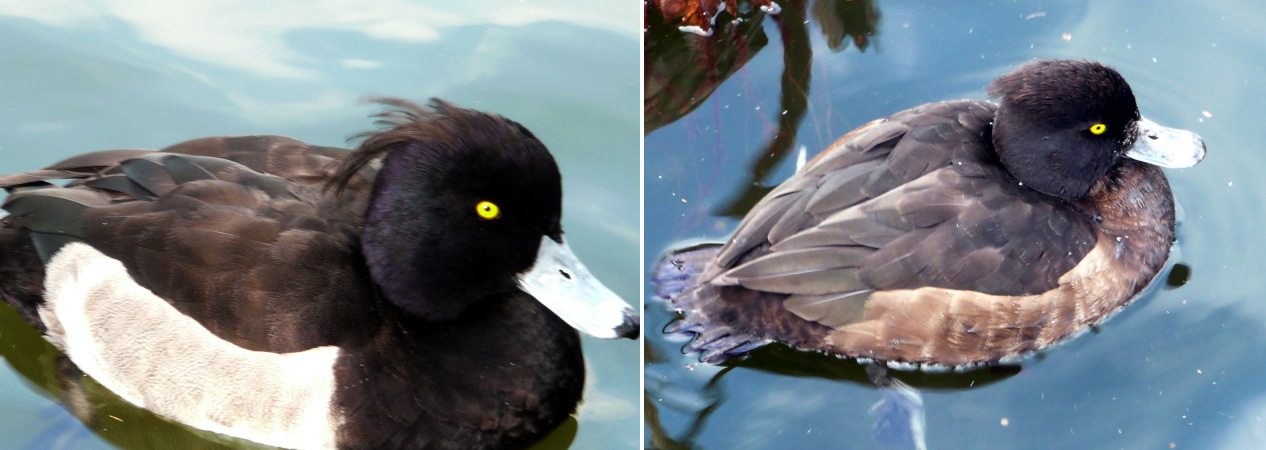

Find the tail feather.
[
  {"left": 668, "top": 305, "right": 771, "bottom": 363},
  {"left": 654, "top": 243, "right": 770, "bottom": 363},
  {"left": 651, "top": 243, "right": 722, "bottom": 300}
]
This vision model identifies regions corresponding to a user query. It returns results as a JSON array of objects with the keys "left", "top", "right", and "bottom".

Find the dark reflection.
[
  {"left": 644, "top": 395, "right": 685, "bottom": 450},
  {"left": 644, "top": 3, "right": 772, "bottom": 133},
  {"left": 645, "top": 334, "right": 662, "bottom": 364},
  {"left": 729, "top": 344, "right": 1021, "bottom": 389},
  {"left": 1165, "top": 263, "right": 1191, "bottom": 288},
  {"left": 529, "top": 417, "right": 579, "bottom": 450},
  {"left": 0, "top": 303, "right": 578, "bottom": 450},
  {"left": 813, "top": 0, "right": 881, "bottom": 52}
]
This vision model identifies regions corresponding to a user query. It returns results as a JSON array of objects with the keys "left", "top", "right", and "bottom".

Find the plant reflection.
[
  {"left": 645, "top": 365, "right": 735, "bottom": 450},
  {"left": 712, "top": 0, "right": 813, "bottom": 218},
  {"left": 643, "top": 0, "right": 882, "bottom": 217},
  {"left": 812, "top": 0, "right": 881, "bottom": 53},
  {"left": 645, "top": 2, "right": 772, "bottom": 133}
]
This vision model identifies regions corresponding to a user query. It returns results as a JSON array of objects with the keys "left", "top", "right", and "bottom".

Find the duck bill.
[
  {"left": 517, "top": 236, "right": 639, "bottom": 339},
  {"left": 1125, "top": 117, "right": 1206, "bottom": 168}
]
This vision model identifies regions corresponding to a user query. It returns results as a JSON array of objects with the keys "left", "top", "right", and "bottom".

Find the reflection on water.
[
  {"left": 645, "top": 0, "right": 1266, "bottom": 448},
  {"left": 0, "top": 2, "right": 639, "bottom": 449},
  {"left": 868, "top": 369, "right": 925, "bottom": 450},
  {"left": 709, "top": 0, "right": 813, "bottom": 218},
  {"left": 645, "top": 0, "right": 882, "bottom": 215},
  {"left": 728, "top": 345, "right": 1020, "bottom": 389},
  {"left": 645, "top": 0, "right": 781, "bottom": 38},
  {"left": 645, "top": 2, "right": 772, "bottom": 133},
  {"left": 812, "top": 0, "right": 880, "bottom": 53}
]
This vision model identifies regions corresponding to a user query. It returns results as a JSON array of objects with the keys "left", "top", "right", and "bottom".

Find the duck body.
[
  {"left": 0, "top": 100, "right": 635, "bottom": 449},
  {"left": 658, "top": 60, "right": 1204, "bottom": 368}
]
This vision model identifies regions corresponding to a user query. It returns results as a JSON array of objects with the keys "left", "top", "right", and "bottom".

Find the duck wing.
[
  {"left": 0, "top": 135, "right": 380, "bottom": 352},
  {"left": 708, "top": 100, "right": 1098, "bottom": 329}
]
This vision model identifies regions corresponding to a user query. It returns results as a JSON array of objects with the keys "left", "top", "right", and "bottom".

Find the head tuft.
[{"left": 325, "top": 98, "right": 543, "bottom": 195}]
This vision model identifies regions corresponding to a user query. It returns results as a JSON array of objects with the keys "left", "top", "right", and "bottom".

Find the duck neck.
[
  {"left": 332, "top": 293, "right": 584, "bottom": 449},
  {"left": 1074, "top": 159, "right": 1176, "bottom": 272}
]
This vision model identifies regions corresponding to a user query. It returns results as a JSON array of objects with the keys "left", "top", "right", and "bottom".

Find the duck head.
[
  {"left": 986, "top": 59, "right": 1206, "bottom": 200},
  {"left": 331, "top": 99, "right": 637, "bottom": 339}
]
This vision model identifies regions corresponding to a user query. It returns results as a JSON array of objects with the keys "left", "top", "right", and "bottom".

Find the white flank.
[{"left": 40, "top": 243, "right": 341, "bottom": 450}]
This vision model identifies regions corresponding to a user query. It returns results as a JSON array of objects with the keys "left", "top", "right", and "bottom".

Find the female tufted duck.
[
  {"left": 0, "top": 98, "right": 637, "bottom": 449},
  {"left": 656, "top": 59, "right": 1205, "bottom": 369}
]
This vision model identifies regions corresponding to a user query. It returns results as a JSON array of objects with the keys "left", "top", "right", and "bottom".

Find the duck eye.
[
  {"left": 475, "top": 201, "right": 500, "bottom": 220},
  {"left": 1089, "top": 123, "right": 1107, "bottom": 135}
]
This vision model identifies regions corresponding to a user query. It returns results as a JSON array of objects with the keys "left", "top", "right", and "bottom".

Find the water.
[
  {"left": 0, "top": 2, "right": 639, "bottom": 449},
  {"left": 645, "top": 1, "right": 1266, "bottom": 448}
]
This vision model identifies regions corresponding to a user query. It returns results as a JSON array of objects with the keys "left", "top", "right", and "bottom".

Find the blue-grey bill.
[
  {"left": 517, "top": 236, "right": 638, "bottom": 339},
  {"left": 1125, "top": 116, "right": 1206, "bottom": 168}
]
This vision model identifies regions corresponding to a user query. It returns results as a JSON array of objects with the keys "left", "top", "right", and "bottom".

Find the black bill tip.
[{"left": 614, "top": 308, "right": 640, "bottom": 340}]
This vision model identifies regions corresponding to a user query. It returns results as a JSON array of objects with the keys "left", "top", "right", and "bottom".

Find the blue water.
[
  {"left": 0, "top": 2, "right": 639, "bottom": 449},
  {"left": 646, "top": 1, "right": 1266, "bottom": 448}
]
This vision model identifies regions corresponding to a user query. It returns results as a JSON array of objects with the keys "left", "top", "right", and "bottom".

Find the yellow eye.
[
  {"left": 475, "top": 201, "right": 500, "bottom": 220},
  {"left": 1089, "top": 123, "right": 1107, "bottom": 135}
]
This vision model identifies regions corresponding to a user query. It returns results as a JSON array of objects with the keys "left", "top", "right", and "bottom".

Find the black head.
[
  {"left": 986, "top": 60, "right": 1142, "bottom": 199},
  {"left": 332, "top": 99, "right": 563, "bottom": 319}
]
